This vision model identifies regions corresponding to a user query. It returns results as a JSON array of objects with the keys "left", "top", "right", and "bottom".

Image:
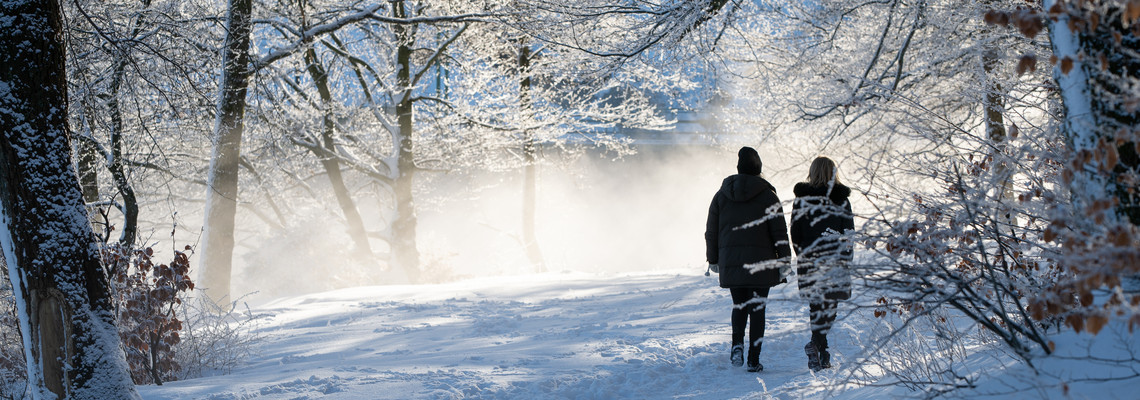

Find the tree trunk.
[
  {"left": 1044, "top": 0, "right": 1102, "bottom": 199},
  {"left": 108, "top": 55, "right": 140, "bottom": 250},
  {"left": 981, "top": 24, "right": 1015, "bottom": 227},
  {"left": 1075, "top": 3, "right": 1140, "bottom": 225},
  {"left": 0, "top": 1, "right": 139, "bottom": 398},
  {"left": 1045, "top": 0, "right": 1138, "bottom": 224},
  {"left": 519, "top": 44, "right": 546, "bottom": 272},
  {"left": 392, "top": 0, "right": 421, "bottom": 283},
  {"left": 304, "top": 47, "right": 375, "bottom": 261},
  {"left": 76, "top": 136, "right": 103, "bottom": 234},
  {"left": 199, "top": 0, "right": 254, "bottom": 304}
]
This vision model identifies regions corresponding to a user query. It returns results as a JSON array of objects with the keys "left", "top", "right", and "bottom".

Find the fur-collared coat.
[{"left": 791, "top": 182, "right": 855, "bottom": 300}]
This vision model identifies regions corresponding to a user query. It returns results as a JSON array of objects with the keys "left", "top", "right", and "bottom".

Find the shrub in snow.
[
  {"left": 858, "top": 130, "right": 1063, "bottom": 362},
  {"left": 173, "top": 295, "right": 260, "bottom": 380},
  {"left": 1, "top": 240, "right": 258, "bottom": 388},
  {"left": 105, "top": 244, "right": 195, "bottom": 385},
  {"left": 857, "top": 299, "right": 976, "bottom": 394}
]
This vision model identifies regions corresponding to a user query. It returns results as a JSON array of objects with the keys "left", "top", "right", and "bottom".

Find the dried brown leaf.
[
  {"left": 985, "top": 10, "right": 1010, "bottom": 26},
  {"left": 1048, "top": 2, "right": 1063, "bottom": 16},
  {"left": 1017, "top": 55, "right": 1037, "bottom": 75},
  {"left": 1128, "top": 2, "right": 1140, "bottom": 25},
  {"left": 1061, "top": 57, "right": 1075, "bottom": 75},
  {"left": 1067, "top": 314, "right": 1084, "bottom": 333},
  {"left": 1088, "top": 314, "right": 1108, "bottom": 335},
  {"left": 1015, "top": 9, "right": 1044, "bottom": 37}
]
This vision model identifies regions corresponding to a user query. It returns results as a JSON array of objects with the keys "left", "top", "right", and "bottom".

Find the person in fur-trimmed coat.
[
  {"left": 791, "top": 156, "right": 855, "bottom": 372},
  {"left": 705, "top": 147, "right": 792, "bottom": 373}
]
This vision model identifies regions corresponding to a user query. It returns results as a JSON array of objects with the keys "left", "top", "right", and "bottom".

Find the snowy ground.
[{"left": 136, "top": 270, "right": 1140, "bottom": 399}]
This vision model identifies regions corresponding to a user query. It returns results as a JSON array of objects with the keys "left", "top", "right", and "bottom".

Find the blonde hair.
[{"left": 807, "top": 157, "right": 840, "bottom": 187}]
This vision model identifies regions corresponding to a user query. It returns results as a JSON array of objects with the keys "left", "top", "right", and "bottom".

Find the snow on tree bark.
[{"left": 0, "top": 0, "right": 140, "bottom": 398}]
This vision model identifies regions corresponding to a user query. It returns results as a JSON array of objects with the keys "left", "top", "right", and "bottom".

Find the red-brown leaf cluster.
[
  {"left": 984, "top": 7, "right": 1044, "bottom": 38},
  {"left": 103, "top": 243, "right": 195, "bottom": 385}
]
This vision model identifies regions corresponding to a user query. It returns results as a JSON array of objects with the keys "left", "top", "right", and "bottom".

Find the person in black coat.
[
  {"left": 705, "top": 147, "right": 792, "bottom": 372},
  {"left": 790, "top": 156, "right": 855, "bottom": 372}
]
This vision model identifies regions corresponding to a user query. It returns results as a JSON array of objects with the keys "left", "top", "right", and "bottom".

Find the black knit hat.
[{"left": 737, "top": 146, "right": 762, "bottom": 176}]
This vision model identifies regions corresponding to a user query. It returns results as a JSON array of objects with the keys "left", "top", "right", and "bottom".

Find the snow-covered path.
[
  {"left": 135, "top": 270, "right": 1138, "bottom": 399},
  {"left": 138, "top": 270, "right": 880, "bottom": 399}
]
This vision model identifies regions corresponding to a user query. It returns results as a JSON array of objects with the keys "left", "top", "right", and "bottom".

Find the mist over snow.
[
  {"left": 413, "top": 144, "right": 808, "bottom": 276},
  {"left": 176, "top": 144, "right": 820, "bottom": 305}
]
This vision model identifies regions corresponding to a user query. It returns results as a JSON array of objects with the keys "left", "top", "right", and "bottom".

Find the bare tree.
[{"left": 197, "top": 1, "right": 480, "bottom": 299}]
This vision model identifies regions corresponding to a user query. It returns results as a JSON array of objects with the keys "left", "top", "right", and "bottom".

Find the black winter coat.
[
  {"left": 705, "top": 174, "right": 792, "bottom": 289},
  {"left": 790, "top": 183, "right": 855, "bottom": 260},
  {"left": 791, "top": 183, "right": 855, "bottom": 300}
]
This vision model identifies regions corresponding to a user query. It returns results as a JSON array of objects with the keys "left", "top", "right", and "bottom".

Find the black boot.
[
  {"left": 747, "top": 346, "right": 762, "bottom": 372},
  {"left": 805, "top": 342, "right": 821, "bottom": 372},
  {"left": 813, "top": 333, "right": 832, "bottom": 369},
  {"left": 730, "top": 344, "right": 744, "bottom": 367}
]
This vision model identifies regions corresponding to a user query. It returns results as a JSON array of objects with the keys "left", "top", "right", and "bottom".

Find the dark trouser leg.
[
  {"left": 748, "top": 288, "right": 770, "bottom": 351},
  {"left": 809, "top": 299, "right": 838, "bottom": 351},
  {"left": 729, "top": 288, "right": 750, "bottom": 347},
  {"left": 730, "top": 287, "right": 769, "bottom": 365}
]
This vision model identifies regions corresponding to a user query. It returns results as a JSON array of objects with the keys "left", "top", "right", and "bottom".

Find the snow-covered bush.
[
  {"left": 856, "top": 297, "right": 977, "bottom": 395},
  {"left": 860, "top": 140, "right": 1061, "bottom": 359},
  {"left": 106, "top": 242, "right": 260, "bottom": 382},
  {"left": 0, "top": 238, "right": 257, "bottom": 389},
  {"left": 1015, "top": 0, "right": 1140, "bottom": 339},
  {"left": 173, "top": 295, "right": 260, "bottom": 380},
  {"left": 962, "top": 0, "right": 1140, "bottom": 344},
  {"left": 728, "top": 0, "right": 1139, "bottom": 393}
]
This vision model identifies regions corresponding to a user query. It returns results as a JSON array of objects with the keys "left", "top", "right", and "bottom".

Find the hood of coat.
[
  {"left": 720, "top": 174, "right": 775, "bottom": 202},
  {"left": 794, "top": 182, "right": 851, "bottom": 203}
]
